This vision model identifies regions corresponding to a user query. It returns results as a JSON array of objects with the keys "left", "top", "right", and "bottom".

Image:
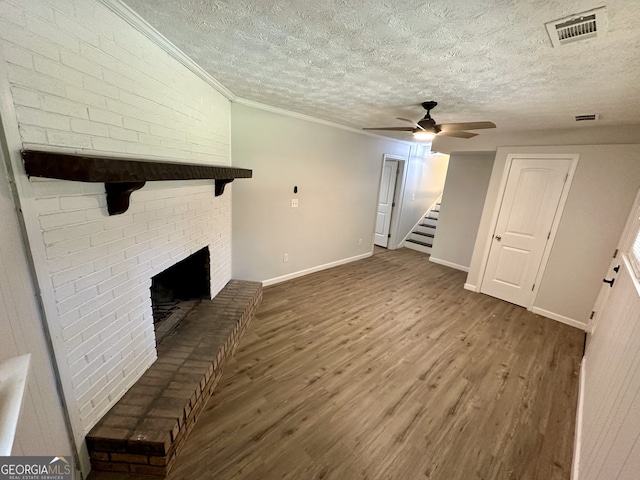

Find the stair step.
[
  {"left": 411, "top": 231, "right": 435, "bottom": 238},
  {"left": 415, "top": 224, "right": 435, "bottom": 235},
  {"left": 405, "top": 239, "right": 432, "bottom": 254},
  {"left": 406, "top": 238, "right": 433, "bottom": 248},
  {"left": 422, "top": 217, "right": 438, "bottom": 227}
]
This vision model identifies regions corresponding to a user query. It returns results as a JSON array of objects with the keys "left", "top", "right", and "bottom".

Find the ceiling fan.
[{"left": 363, "top": 101, "right": 496, "bottom": 140}]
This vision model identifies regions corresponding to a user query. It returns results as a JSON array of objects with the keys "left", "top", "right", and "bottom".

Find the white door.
[
  {"left": 374, "top": 159, "right": 398, "bottom": 248},
  {"left": 480, "top": 158, "right": 571, "bottom": 307},
  {"left": 576, "top": 193, "right": 640, "bottom": 480}
]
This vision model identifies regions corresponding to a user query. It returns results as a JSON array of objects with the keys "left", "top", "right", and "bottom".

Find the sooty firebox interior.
[{"left": 151, "top": 247, "right": 210, "bottom": 343}]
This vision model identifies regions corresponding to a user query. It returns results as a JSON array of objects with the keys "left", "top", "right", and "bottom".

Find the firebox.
[{"left": 150, "top": 247, "right": 210, "bottom": 343}]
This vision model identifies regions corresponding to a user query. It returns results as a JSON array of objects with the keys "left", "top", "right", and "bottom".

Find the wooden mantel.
[{"left": 22, "top": 150, "right": 252, "bottom": 215}]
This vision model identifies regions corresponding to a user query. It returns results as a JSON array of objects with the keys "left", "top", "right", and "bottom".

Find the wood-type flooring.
[{"left": 89, "top": 248, "right": 584, "bottom": 480}]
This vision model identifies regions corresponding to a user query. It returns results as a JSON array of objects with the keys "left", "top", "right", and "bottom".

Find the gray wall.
[
  {"left": 231, "top": 103, "right": 402, "bottom": 283},
  {"left": 467, "top": 145, "right": 640, "bottom": 325},
  {"left": 230, "top": 103, "right": 449, "bottom": 283},
  {"left": 430, "top": 153, "right": 495, "bottom": 269}
]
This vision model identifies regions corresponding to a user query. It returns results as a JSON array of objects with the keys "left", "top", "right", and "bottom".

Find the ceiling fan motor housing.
[{"left": 417, "top": 118, "right": 440, "bottom": 133}]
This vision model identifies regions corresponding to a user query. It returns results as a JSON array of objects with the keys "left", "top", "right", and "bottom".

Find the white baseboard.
[
  {"left": 531, "top": 307, "right": 588, "bottom": 331},
  {"left": 262, "top": 252, "right": 372, "bottom": 287},
  {"left": 429, "top": 257, "right": 470, "bottom": 272},
  {"left": 464, "top": 283, "right": 478, "bottom": 292},
  {"left": 572, "top": 357, "right": 586, "bottom": 480}
]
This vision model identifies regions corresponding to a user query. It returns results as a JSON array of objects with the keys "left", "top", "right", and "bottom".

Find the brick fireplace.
[
  {"left": 0, "top": 0, "right": 256, "bottom": 475},
  {"left": 32, "top": 177, "right": 233, "bottom": 432},
  {"left": 23, "top": 155, "right": 259, "bottom": 475}
]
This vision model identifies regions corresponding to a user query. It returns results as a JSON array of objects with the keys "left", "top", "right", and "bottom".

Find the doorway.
[
  {"left": 374, "top": 159, "right": 398, "bottom": 247},
  {"left": 480, "top": 154, "right": 577, "bottom": 308},
  {"left": 374, "top": 154, "right": 406, "bottom": 249}
]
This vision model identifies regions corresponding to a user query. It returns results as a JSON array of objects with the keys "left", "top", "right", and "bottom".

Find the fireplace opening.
[{"left": 150, "top": 247, "right": 210, "bottom": 343}]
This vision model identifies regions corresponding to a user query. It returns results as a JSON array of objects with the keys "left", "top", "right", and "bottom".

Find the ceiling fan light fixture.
[{"left": 413, "top": 130, "right": 435, "bottom": 141}]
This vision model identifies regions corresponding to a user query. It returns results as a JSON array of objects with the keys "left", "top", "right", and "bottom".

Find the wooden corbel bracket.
[{"left": 105, "top": 182, "right": 146, "bottom": 215}]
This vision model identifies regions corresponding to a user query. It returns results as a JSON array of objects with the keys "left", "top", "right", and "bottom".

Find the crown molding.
[
  {"left": 96, "top": 0, "right": 236, "bottom": 100},
  {"left": 233, "top": 98, "right": 413, "bottom": 145},
  {"left": 96, "top": 0, "right": 414, "bottom": 146}
]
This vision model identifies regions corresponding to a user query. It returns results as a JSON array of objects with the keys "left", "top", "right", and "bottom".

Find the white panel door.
[
  {"left": 374, "top": 160, "right": 398, "bottom": 247},
  {"left": 480, "top": 158, "right": 571, "bottom": 307}
]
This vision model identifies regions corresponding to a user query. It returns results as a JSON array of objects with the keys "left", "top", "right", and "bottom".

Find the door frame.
[
  {"left": 374, "top": 153, "right": 408, "bottom": 250},
  {"left": 477, "top": 153, "right": 580, "bottom": 310}
]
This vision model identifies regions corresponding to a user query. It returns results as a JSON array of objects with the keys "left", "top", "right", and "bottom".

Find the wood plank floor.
[{"left": 89, "top": 248, "right": 584, "bottom": 480}]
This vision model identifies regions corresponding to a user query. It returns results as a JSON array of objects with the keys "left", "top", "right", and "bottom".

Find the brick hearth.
[{"left": 86, "top": 280, "right": 262, "bottom": 476}]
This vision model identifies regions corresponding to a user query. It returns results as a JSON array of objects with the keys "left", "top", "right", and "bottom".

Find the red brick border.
[{"left": 86, "top": 280, "right": 262, "bottom": 476}]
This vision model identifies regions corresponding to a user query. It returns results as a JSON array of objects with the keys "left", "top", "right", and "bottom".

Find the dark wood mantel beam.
[{"left": 22, "top": 150, "right": 252, "bottom": 215}]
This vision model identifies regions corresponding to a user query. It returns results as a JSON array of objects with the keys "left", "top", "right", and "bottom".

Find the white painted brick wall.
[{"left": 0, "top": 0, "right": 233, "bottom": 433}]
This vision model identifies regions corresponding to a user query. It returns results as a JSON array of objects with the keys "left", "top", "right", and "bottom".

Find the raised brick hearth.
[{"left": 86, "top": 280, "right": 262, "bottom": 476}]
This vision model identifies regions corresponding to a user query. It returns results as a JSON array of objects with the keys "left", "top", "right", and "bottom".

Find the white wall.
[
  {"left": 395, "top": 146, "right": 449, "bottom": 244},
  {"left": 0, "top": 0, "right": 233, "bottom": 473},
  {"left": 0, "top": 150, "right": 71, "bottom": 457},
  {"left": 467, "top": 145, "right": 640, "bottom": 327},
  {"left": 231, "top": 103, "right": 448, "bottom": 284},
  {"left": 430, "top": 153, "right": 494, "bottom": 270}
]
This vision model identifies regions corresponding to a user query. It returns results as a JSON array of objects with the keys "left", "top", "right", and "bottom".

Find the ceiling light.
[{"left": 413, "top": 130, "right": 435, "bottom": 141}]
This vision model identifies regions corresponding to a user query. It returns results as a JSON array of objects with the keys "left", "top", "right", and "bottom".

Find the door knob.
[
  {"left": 495, "top": 235, "right": 502, "bottom": 241},
  {"left": 613, "top": 265, "right": 620, "bottom": 273}
]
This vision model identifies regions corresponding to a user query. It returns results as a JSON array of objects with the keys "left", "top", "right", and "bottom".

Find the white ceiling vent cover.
[{"left": 545, "top": 7, "right": 608, "bottom": 48}]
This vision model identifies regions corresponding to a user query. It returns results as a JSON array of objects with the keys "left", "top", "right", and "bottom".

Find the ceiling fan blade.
[
  {"left": 362, "top": 127, "right": 414, "bottom": 131},
  {"left": 397, "top": 118, "right": 426, "bottom": 131},
  {"left": 438, "top": 121, "right": 496, "bottom": 131},
  {"left": 440, "top": 130, "right": 478, "bottom": 139}
]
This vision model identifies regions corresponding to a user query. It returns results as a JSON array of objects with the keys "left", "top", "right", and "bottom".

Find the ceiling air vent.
[
  {"left": 574, "top": 114, "right": 600, "bottom": 122},
  {"left": 545, "top": 7, "right": 607, "bottom": 48}
]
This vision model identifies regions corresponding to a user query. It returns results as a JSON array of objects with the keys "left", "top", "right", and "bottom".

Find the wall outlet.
[
  {"left": 358, "top": 238, "right": 363, "bottom": 245},
  {"left": 411, "top": 193, "right": 415, "bottom": 201},
  {"left": 291, "top": 199, "right": 299, "bottom": 208},
  {"left": 283, "top": 253, "right": 289, "bottom": 262}
]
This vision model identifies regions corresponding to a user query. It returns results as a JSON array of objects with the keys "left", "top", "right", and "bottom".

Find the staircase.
[{"left": 405, "top": 203, "right": 439, "bottom": 254}]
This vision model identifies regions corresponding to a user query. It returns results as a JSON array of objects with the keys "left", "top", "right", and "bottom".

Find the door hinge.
[
  {"left": 392, "top": 202, "right": 395, "bottom": 207},
  {"left": 387, "top": 233, "right": 391, "bottom": 238},
  {"left": 564, "top": 173, "right": 569, "bottom": 182},
  {"left": 547, "top": 231, "right": 551, "bottom": 240},
  {"left": 613, "top": 248, "right": 619, "bottom": 259},
  {"left": 590, "top": 311, "right": 595, "bottom": 320},
  {"left": 531, "top": 284, "right": 535, "bottom": 291}
]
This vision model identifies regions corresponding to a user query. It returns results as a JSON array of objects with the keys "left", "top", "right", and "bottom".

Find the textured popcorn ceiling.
[{"left": 122, "top": 0, "right": 640, "bottom": 137}]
